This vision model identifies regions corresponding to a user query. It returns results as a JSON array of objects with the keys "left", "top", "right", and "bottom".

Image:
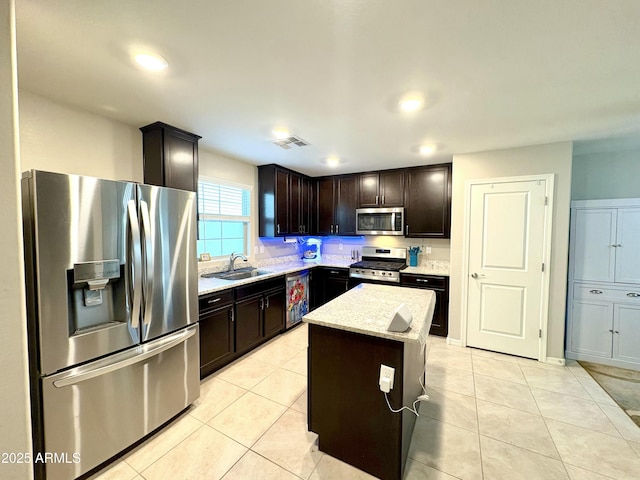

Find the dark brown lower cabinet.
[
  {"left": 308, "top": 324, "right": 422, "bottom": 480},
  {"left": 400, "top": 274, "right": 449, "bottom": 337},
  {"left": 198, "top": 290, "right": 234, "bottom": 378},
  {"left": 199, "top": 276, "right": 285, "bottom": 378},
  {"left": 322, "top": 267, "right": 350, "bottom": 304},
  {"left": 235, "top": 295, "right": 264, "bottom": 354}
]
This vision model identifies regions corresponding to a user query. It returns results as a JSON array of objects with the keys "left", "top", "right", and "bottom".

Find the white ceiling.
[{"left": 15, "top": 0, "right": 640, "bottom": 176}]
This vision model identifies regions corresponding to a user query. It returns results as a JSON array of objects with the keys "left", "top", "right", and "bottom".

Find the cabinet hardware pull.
[
  {"left": 330, "top": 225, "right": 334, "bottom": 234},
  {"left": 336, "top": 224, "right": 339, "bottom": 234},
  {"left": 208, "top": 298, "right": 222, "bottom": 304},
  {"left": 330, "top": 270, "right": 339, "bottom": 274},
  {"left": 382, "top": 195, "right": 385, "bottom": 204},
  {"left": 266, "top": 297, "right": 270, "bottom": 308},
  {"left": 416, "top": 279, "right": 429, "bottom": 283},
  {"left": 589, "top": 290, "right": 603, "bottom": 294},
  {"left": 626, "top": 292, "right": 640, "bottom": 297},
  {"left": 405, "top": 225, "right": 409, "bottom": 235},
  {"left": 260, "top": 298, "right": 264, "bottom": 310},
  {"left": 375, "top": 195, "right": 379, "bottom": 204},
  {"left": 230, "top": 310, "right": 234, "bottom": 322},
  {"left": 277, "top": 224, "right": 280, "bottom": 235}
]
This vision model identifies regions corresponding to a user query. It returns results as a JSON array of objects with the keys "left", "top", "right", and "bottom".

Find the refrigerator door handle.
[
  {"left": 53, "top": 326, "right": 197, "bottom": 388},
  {"left": 140, "top": 200, "right": 154, "bottom": 326},
  {"left": 127, "top": 200, "right": 143, "bottom": 329}
]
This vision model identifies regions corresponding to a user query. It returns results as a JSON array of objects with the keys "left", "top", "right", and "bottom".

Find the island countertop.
[{"left": 303, "top": 283, "right": 435, "bottom": 347}]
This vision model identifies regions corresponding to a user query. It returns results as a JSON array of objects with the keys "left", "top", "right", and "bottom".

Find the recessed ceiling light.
[
  {"left": 419, "top": 144, "right": 437, "bottom": 156},
  {"left": 134, "top": 52, "right": 168, "bottom": 71},
  {"left": 272, "top": 127, "right": 291, "bottom": 139},
  {"left": 399, "top": 92, "right": 425, "bottom": 112},
  {"left": 325, "top": 156, "right": 340, "bottom": 168}
]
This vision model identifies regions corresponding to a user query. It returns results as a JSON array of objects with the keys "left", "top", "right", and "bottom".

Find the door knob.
[{"left": 471, "top": 273, "right": 486, "bottom": 279}]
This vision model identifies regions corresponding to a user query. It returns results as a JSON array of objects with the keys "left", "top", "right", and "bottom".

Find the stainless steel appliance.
[
  {"left": 21, "top": 170, "right": 200, "bottom": 480},
  {"left": 355, "top": 207, "right": 405, "bottom": 236},
  {"left": 286, "top": 270, "right": 309, "bottom": 328},
  {"left": 349, "top": 246, "right": 407, "bottom": 283}
]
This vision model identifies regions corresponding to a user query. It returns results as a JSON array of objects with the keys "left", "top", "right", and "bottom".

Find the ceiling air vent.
[{"left": 272, "top": 136, "right": 310, "bottom": 149}]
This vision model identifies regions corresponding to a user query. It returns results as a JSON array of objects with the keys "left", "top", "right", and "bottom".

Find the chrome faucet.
[{"left": 229, "top": 252, "right": 248, "bottom": 272}]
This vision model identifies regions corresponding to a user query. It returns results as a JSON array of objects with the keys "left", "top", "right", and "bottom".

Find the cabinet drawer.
[
  {"left": 323, "top": 267, "right": 349, "bottom": 279},
  {"left": 574, "top": 285, "right": 640, "bottom": 303},
  {"left": 400, "top": 274, "right": 448, "bottom": 289},
  {"left": 199, "top": 289, "right": 233, "bottom": 314}
]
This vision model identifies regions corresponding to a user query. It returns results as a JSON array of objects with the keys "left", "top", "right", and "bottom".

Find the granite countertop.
[
  {"left": 198, "top": 257, "right": 450, "bottom": 296},
  {"left": 198, "top": 258, "right": 354, "bottom": 295},
  {"left": 302, "top": 283, "right": 435, "bottom": 346}
]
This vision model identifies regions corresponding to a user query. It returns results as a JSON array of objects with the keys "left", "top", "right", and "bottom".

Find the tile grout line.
[{"left": 470, "top": 349, "right": 486, "bottom": 480}]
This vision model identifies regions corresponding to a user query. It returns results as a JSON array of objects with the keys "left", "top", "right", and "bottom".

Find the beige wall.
[
  {"left": 572, "top": 149, "right": 640, "bottom": 200},
  {"left": 18, "top": 90, "right": 143, "bottom": 182},
  {"left": 0, "top": 1, "right": 33, "bottom": 478},
  {"left": 450, "top": 142, "right": 573, "bottom": 360}
]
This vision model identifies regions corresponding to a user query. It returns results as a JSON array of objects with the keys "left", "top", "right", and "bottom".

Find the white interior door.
[{"left": 466, "top": 178, "right": 549, "bottom": 359}]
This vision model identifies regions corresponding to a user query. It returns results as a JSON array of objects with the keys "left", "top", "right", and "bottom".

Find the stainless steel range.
[{"left": 349, "top": 246, "right": 407, "bottom": 283}]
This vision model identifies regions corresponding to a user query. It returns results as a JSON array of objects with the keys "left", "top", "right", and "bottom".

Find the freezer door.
[
  {"left": 137, "top": 184, "right": 198, "bottom": 342},
  {"left": 39, "top": 325, "right": 200, "bottom": 480},
  {"left": 22, "top": 171, "right": 140, "bottom": 376}
]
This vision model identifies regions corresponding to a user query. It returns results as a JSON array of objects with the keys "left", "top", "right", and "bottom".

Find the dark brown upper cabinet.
[
  {"left": 140, "top": 122, "right": 201, "bottom": 192},
  {"left": 258, "top": 164, "right": 313, "bottom": 237},
  {"left": 315, "top": 175, "right": 358, "bottom": 236},
  {"left": 357, "top": 170, "right": 404, "bottom": 208},
  {"left": 404, "top": 163, "right": 452, "bottom": 238}
]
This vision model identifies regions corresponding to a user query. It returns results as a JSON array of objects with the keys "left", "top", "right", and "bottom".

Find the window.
[{"left": 197, "top": 178, "right": 251, "bottom": 258}]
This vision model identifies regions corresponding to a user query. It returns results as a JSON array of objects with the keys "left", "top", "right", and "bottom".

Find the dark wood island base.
[{"left": 308, "top": 323, "right": 425, "bottom": 480}]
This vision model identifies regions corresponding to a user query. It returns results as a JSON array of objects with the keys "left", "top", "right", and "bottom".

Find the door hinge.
[
  {"left": 539, "top": 329, "right": 542, "bottom": 338},
  {"left": 544, "top": 196, "right": 548, "bottom": 206},
  {"left": 541, "top": 263, "right": 545, "bottom": 272}
]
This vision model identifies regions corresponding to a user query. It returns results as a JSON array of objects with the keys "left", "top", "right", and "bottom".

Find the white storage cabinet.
[{"left": 567, "top": 198, "right": 640, "bottom": 370}]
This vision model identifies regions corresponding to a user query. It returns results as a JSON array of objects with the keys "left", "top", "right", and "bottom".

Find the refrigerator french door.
[{"left": 22, "top": 170, "right": 200, "bottom": 480}]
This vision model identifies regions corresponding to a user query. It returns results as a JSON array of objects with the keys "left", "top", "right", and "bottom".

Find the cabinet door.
[
  {"left": 289, "top": 173, "right": 302, "bottom": 234},
  {"left": 615, "top": 208, "right": 640, "bottom": 284},
  {"left": 264, "top": 289, "right": 286, "bottom": 337},
  {"left": 335, "top": 176, "right": 358, "bottom": 235},
  {"left": 301, "top": 177, "right": 314, "bottom": 234},
  {"left": 235, "top": 296, "right": 263, "bottom": 353},
  {"left": 275, "top": 168, "right": 290, "bottom": 235},
  {"left": 316, "top": 178, "right": 335, "bottom": 235},
  {"left": 405, "top": 164, "right": 451, "bottom": 238},
  {"left": 379, "top": 170, "right": 404, "bottom": 207},
  {"left": 399, "top": 275, "right": 449, "bottom": 337},
  {"left": 358, "top": 173, "right": 379, "bottom": 207},
  {"left": 323, "top": 269, "right": 350, "bottom": 303},
  {"left": 309, "top": 268, "right": 323, "bottom": 311},
  {"left": 570, "top": 300, "right": 613, "bottom": 357},
  {"left": 613, "top": 304, "right": 640, "bottom": 363},
  {"left": 165, "top": 131, "right": 199, "bottom": 192},
  {"left": 572, "top": 209, "right": 617, "bottom": 282},
  {"left": 199, "top": 306, "right": 234, "bottom": 378}
]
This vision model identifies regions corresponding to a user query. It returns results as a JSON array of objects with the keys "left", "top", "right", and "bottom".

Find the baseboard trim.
[
  {"left": 446, "top": 337, "right": 463, "bottom": 347},
  {"left": 544, "top": 356, "right": 566, "bottom": 366}
]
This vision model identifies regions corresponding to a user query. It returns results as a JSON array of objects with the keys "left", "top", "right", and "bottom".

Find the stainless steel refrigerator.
[{"left": 21, "top": 170, "right": 200, "bottom": 480}]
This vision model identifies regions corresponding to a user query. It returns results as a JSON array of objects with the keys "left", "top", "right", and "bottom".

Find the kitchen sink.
[{"left": 201, "top": 268, "right": 271, "bottom": 281}]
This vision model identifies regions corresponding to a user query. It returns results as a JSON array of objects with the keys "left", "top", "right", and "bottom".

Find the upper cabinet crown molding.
[{"left": 140, "top": 121, "right": 201, "bottom": 192}]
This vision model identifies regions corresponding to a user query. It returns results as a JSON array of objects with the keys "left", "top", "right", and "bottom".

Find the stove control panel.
[{"left": 349, "top": 268, "right": 400, "bottom": 283}]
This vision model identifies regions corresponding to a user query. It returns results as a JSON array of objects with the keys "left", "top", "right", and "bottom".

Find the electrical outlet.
[
  {"left": 379, "top": 364, "right": 395, "bottom": 392},
  {"left": 338, "top": 242, "right": 343, "bottom": 250},
  {"left": 426, "top": 245, "right": 432, "bottom": 254}
]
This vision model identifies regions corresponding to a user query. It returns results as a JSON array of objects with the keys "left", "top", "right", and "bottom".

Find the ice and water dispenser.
[{"left": 67, "top": 260, "right": 126, "bottom": 335}]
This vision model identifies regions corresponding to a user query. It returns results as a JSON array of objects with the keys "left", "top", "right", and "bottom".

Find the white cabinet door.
[
  {"left": 571, "top": 300, "right": 613, "bottom": 357},
  {"left": 572, "top": 209, "right": 617, "bottom": 282},
  {"left": 613, "top": 304, "right": 640, "bottom": 363},
  {"left": 615, "top": 208, "right": 640, "bottom": 284}
]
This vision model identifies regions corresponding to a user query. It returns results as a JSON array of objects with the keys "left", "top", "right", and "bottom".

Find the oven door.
[{"left": 356, "top": 208, "right": 404, "bottom": 235}]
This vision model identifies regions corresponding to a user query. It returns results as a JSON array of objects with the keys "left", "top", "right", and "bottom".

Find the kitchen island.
[{"left": 304, "top": 283, "right": 435, "bottom": 480}]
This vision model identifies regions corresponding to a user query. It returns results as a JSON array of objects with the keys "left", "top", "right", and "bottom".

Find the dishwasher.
[{"left": 286, "top": 270, "right": 309, "bottom": 329}]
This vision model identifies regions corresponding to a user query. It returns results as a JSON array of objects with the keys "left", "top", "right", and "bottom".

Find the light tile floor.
[{"left": 91, "top": 325, "right": 640, "bottom": 480}]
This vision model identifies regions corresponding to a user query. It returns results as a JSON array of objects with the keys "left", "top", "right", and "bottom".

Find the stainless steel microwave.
[{"left": 356, "top": 207, "right": 404, "bottom": 235}]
